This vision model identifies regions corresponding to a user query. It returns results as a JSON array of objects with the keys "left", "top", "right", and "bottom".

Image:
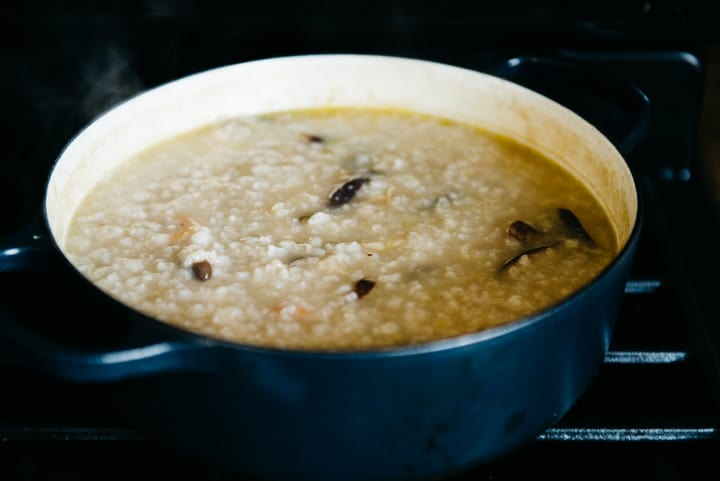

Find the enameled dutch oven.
[{"left": 0, "top": 54, "right": 645, "bottom": 481}]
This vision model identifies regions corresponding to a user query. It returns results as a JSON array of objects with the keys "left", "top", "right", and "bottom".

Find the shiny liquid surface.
[{"left": 64, "top": 109, "right": 617, "bottom": 349}]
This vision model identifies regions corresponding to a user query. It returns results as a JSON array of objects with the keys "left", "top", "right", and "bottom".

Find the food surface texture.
[{"left": 65, "top": 108, "right": 617, "bottom": 350}]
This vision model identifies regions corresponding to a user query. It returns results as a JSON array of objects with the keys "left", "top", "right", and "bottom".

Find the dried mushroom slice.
[
  {"left": 499, "top": 242, "right": 559, "bottom": 272},
  {"left": 557, "top": 208, "right": 596, "bottom": 247},
  {"left": 192, "top": 260, "right": 213, "bottom": 281},
  {"left": 300, "top": 132, "right": 325, "bottom": 144},
  {"left": 353, "top": 279, "right": 376, "bottom": 299},
  {"left": 328, "top": 177, "right": 370, "bottom": 208},
  {"left": 507, "top": 220, "right": 542, "bottom": 243}
]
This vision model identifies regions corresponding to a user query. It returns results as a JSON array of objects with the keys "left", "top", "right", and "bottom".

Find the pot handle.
[
  {"left": 493, "top": 56, "right": 651, "bottom": 156},
  {"left": 0, "top": 212, "right": 54, "bottom": 271},
  {"left": 0, "top": 214, "right": 217, "bottom": 382}
]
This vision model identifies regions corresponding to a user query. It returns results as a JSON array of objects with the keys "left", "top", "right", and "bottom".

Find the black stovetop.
[{"left": 2, "top": 2, "right": 720, "bottom": 480}]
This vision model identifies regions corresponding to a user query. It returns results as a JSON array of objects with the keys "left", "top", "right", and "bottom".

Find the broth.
[{"left": 64, "top": 108, "right": 617, "bottom": 350}]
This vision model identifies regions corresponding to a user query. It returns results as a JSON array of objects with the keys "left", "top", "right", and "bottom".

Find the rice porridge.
[{"left": 64, "top": 108, "right": 618, "bottom": 350}]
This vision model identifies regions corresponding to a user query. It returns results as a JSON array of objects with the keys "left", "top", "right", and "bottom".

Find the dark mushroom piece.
[
  {"left": 328, "top": 177, "right": 370, "bottom": 208},
  {"left": 507, "top": 220, "right": 541, "bottom": 243},
  {"left": 300, "top": 133, "right": 325, "bottom": 143},
  {"left": 192, "top": 260, "right": 213, "bottom": 281},
  {"left": 354, "top": 278, "right": 376, "bottom": 299},
  {"left": 287, "top": 256, "right": 306, "bottom": 266},
  {"left": 499, "top": 242, "right": 559, "bottom": 272},
  {"left": 297, "top": 213, "right": 315, "bottom": 223},
  {"left": 557, "top": 208, "right": 595, "bottom": 247}
]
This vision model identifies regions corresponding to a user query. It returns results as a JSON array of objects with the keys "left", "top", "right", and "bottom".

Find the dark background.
[{"left": 3, "top": 0, "right": 719, "bottom": 190}]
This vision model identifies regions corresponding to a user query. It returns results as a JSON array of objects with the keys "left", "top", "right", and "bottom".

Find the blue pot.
[{"left": 0, "top": 54, "right": 645, "bottom": 481}]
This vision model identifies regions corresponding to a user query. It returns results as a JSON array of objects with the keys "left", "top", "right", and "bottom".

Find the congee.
[{"left": 64, "top": 108, "right": 618, "bottom": 350}]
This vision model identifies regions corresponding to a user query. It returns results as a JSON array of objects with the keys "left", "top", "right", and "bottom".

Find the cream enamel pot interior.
[
  {"left": 47, "top": 54, "right": 636, "bottom": 246},
  {"left": 1, "top": 55, "right": 642, "bottom": 481}
]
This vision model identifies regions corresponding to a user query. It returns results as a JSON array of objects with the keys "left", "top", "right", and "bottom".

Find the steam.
[{"left": 79, "top": 45, "right": 145, "bottom": 121}]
